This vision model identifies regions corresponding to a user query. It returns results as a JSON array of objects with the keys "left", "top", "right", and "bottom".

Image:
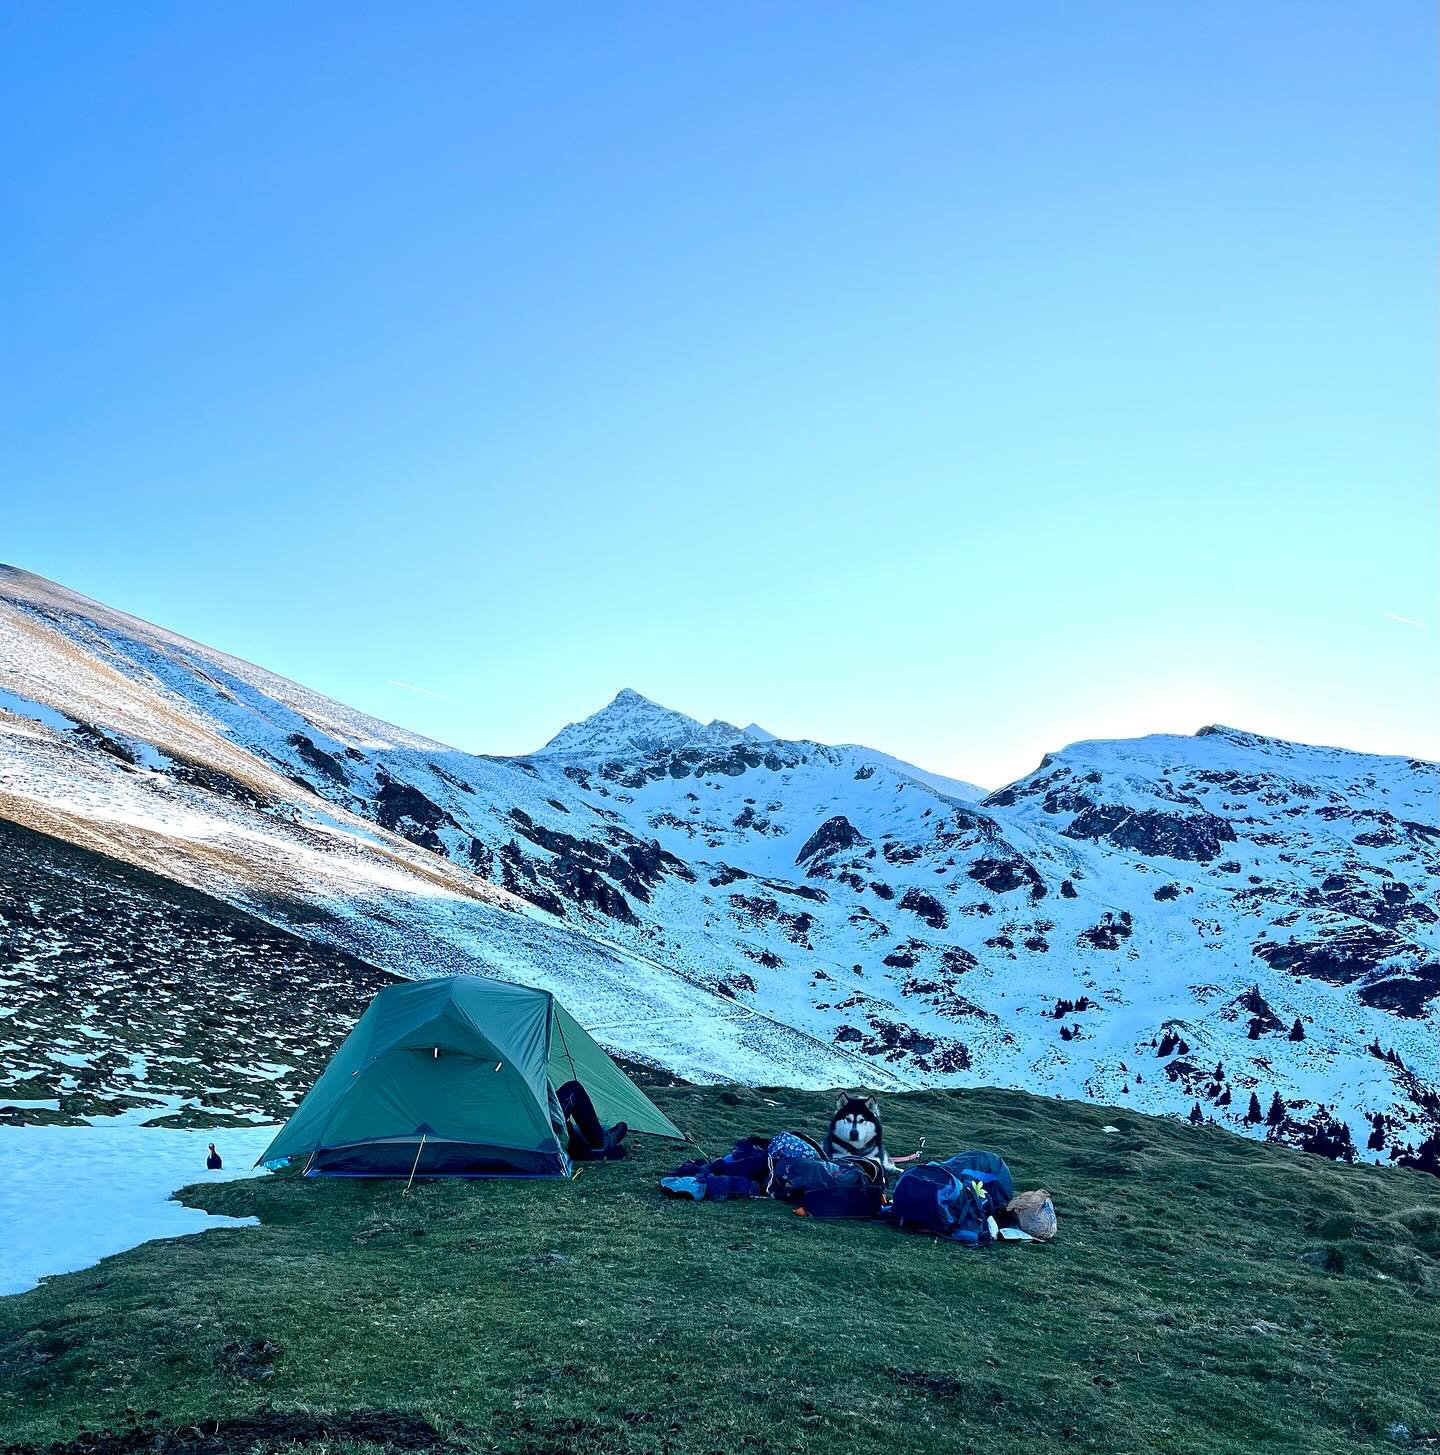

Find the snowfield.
[
  {"left": 1, "top": 562, "right": 1437, "bottom": 1180},
  {"left": 0, "top": 1124, "right": 275, "bottom": 1296}
]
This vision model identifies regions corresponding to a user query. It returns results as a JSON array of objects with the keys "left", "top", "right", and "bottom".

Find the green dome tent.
[{"left": 257, "top": 975, "right": 685, "bottom": 1178}]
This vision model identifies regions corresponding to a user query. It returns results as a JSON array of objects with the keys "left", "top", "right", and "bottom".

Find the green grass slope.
[{"left": 3, "top": 1086, "right": 1438, "bottom": 1455}]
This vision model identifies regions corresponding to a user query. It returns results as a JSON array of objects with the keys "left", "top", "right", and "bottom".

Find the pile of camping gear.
[{"left": 661, "top": 1131, "right": 1058, "bottom": 1247}]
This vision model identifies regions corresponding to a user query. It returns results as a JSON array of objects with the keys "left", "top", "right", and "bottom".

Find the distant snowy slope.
[
  {"left": 837, "top": 746, "right": 986, "bottom": 802},
  {"left": 2, "top": 564, "right": 1436, "bottom": 1172}
]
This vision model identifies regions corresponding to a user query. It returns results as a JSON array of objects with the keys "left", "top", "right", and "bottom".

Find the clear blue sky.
[{"left": 2, "top": 4, "right": 1434, "bottom": 786}]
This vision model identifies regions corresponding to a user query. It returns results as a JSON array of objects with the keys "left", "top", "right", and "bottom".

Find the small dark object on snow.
[{"left": 206, "top": 1143, "right": 222, "bottom": 1170}]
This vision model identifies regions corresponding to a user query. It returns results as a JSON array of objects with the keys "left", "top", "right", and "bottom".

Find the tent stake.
[{"left": 403, "top": 1133, "right": 427, "bottom": 1194}]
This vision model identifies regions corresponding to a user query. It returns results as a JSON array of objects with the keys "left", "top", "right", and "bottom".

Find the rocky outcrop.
[{"left": 796, "top": 814, "right": 867, "bottom": 867}]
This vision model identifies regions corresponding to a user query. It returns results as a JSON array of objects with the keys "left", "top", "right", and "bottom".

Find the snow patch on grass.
[{"left": 0, "top": 1124, "right": 278, "bottom": 1296}]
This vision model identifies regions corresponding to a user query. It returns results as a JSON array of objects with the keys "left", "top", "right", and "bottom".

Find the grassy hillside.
[{"left": 3, "top": 1085, "right": 1438, "bottom": 1455}]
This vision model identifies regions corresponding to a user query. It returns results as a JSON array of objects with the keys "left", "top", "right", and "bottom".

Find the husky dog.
[{"left": 823, "top": 1092, "right": 895, "bottom": 1172}]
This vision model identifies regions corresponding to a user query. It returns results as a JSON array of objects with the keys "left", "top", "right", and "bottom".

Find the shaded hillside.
[{"left": 0, "top": 818, "right": 397, "bottom": 1127}]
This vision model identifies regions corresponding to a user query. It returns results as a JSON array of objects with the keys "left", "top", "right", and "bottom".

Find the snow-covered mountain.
[{"left": 1, "top": 565, "right": 1436, "bottom": 1171}]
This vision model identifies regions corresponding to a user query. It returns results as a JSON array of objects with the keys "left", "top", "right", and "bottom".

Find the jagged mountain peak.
[{"left": 537, "top": 688, "right": 747, "bottom": 759}]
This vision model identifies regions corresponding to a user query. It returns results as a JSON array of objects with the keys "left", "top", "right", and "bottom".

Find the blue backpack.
[
  {"left": 951, "top": 1148, "right": 1014, "bottom": 1210},
  {"left": 889, "top": 1151, "right": 1014, "bottom": 1246}
]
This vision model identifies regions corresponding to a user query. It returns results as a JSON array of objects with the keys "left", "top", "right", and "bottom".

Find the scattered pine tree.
[
  {"left": 1266, "top": 1092, "right": 1286, "bottom": 1129},
  {"left": 1288, "top": 1017, "right": 1305, "bottom": 1042},
  {"left": 1246, "top": 1092, "right": 1263, "bottom": 1124},
  {"left": 1298, "top": 1115, "right": 1356, "bottom": 1163},
  {"left": 1188, "top": 1103, "right": 1204, "bottom": 1125},
  {"left": 1396, "top": 1131, "right": 1440, "bottom": 1177}
]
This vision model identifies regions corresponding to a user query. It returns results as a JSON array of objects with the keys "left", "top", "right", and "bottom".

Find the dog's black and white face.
[{"left": 826, "top": 1093, "right": 883, "bottom": 1156}]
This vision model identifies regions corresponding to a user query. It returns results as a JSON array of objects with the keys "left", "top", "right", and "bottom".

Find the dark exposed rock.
[
  {"left": 374, "top": 771, "right": 460, "bottom": 851},
  {"left": 716, "top": 972, "right": 757, "bottom": 998},
  {"left": 899, "top": 887, "right": 948, "bottom": 930},
  {"left": 1079, "top": 912, "right": 1133, "bottom": 951},
  {"left": 833, "top": 1014, "right": 970, "bottom": 1072},
  {"left": 168, "top": 758, "right": 272, "bottom": 811},
  {"left": 733, "top": 804, "right": 781, "bottom": 835},
  {"left": 941, "top": 946, "right": 978, "bottom": 974},
  {"left": 72, "top": 721, "right": 140, "bottom": 765},
  {"left": 550, "top": 861, "right": 636, "bottom": 923},
  {"left": 506, "top": 808, "right": 690, "bottom": 917},
  {"left": 286, "top": 733, "right": 350, "bottom": 787},
  {"left": 1062, "top": 803, "right": 1236, "bottom": 863},
  {"left": 967, "top": 855, "right": 1046, "bottom": 899},
  {"left": 1358, "top": 964, "right": 1440, "bottom": 1017},
  {"left": 1253, "top": 925, "right": 1406, "bottom": 986},
  {"left": 729, "top": 894, "right": 815, "bottom": 946},
  {"left": 1231, "top": 984, "right": 1284, "bottom": 1034}
]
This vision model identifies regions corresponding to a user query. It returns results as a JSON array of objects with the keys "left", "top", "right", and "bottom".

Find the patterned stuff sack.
[
  {"left": 765, "top": 1131, "right": 824, "bottom": 1200},
  {"left": 1007, "top": 1189, "right": 1058, "bottom": 1241}
]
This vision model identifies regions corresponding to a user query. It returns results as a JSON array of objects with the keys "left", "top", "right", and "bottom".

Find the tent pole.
[
  {"left": 554, "top": 1008, "right": 580, "bottom": 1085},
  {"left": 403, "top": 1133, "right": 427, "bottom": 1194}
]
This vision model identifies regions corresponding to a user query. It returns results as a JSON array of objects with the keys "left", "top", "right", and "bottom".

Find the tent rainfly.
[{"left": 257, "top": 975, "right": 685, "bottom": 1178}]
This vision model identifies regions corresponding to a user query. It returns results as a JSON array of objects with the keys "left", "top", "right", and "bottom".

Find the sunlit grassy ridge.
[{"left": 3, "top": 1085, "right": 1438, "bottom": 1455}]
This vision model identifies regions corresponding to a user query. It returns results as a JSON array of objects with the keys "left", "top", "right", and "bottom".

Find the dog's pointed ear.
[
  {"left": 834, "top": 1090, "right": 850, "bottom": 1109},
  {"left": 863, "top": 1096, "right": 879, "bottom": 1115}
]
